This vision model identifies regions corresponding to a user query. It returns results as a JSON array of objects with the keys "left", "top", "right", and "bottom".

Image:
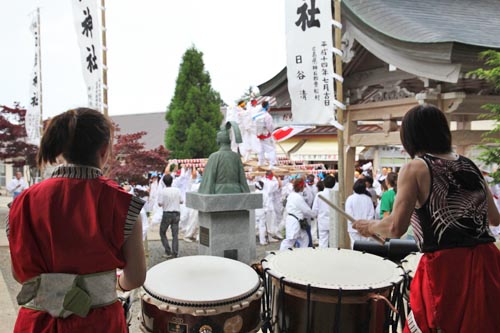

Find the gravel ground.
[{"left": 0, "top": 208, "right": 280, "bottom": 332}]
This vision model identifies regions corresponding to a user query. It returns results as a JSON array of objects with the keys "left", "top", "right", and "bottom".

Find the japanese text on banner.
[
  {"left": 71, "top": 0, "right": 102, "bottom": 111},
  {"left": 285, "top": 0, "right": 336, "bottom": 125}
]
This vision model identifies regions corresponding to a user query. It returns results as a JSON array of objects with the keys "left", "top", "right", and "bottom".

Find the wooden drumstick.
[{"left": 318, "top": 194, "right": 385, "bottom": 245}]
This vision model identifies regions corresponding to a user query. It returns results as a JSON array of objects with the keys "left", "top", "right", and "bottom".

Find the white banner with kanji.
[
  {"left": 72, "top": 0, "right": 102, "bottom": 111},
  {"left": 26, "top": 13, "right": 42, "bottom": 146},
  {"left": 285, "top": 0, "right": 336, "bottom": 125}
]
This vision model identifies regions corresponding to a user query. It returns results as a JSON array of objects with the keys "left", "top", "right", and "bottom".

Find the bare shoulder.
[
  {"left": 400, "top": 158, "right": 427, "bottom": 178},
  {"left": 400, "top": 158, "right": 431, "bottom": 205}
]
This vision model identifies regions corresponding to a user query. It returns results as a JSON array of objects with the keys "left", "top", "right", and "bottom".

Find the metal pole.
[{"left": 101, "top": 0, "right": 108, "bottom": 116}]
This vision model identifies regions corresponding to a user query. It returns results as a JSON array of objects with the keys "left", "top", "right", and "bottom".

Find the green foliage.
[
  {"left": 237, "top": 86, "right": 259, "bottom": 104},
  {"left": 470, "top": 50, "right": 500, "bottom": 183},
  {"left": 165, "top": 47, "right": 223, "bottom": 158}
]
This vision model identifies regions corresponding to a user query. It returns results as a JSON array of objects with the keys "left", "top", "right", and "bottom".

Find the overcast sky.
[{"left": 0, "top": 0, "right": 286, "bottom": 119}]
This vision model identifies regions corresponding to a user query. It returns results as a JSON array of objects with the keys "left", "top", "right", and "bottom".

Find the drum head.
[
  {"left": 401, "top": 252, "right": 423, "bottom": 278},
  {"left": 262, "top": 248, "right": 403, "bottom": 291},
  {"left": 143, "top": 256, "right": 260, "bottom": 306}
]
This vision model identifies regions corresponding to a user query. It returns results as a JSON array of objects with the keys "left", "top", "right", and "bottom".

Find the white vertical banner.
[
  {"left": 286, "top": 0, "right": 339, "bottom": 126},
  {"left": 72, "top": 0, "right": 102, "bottom": 111},
  {"left": 26, "top": 13, "right": 42, "bottom": 146}
]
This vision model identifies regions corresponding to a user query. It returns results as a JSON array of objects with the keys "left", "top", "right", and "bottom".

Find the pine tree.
[
  {"left": 165, "top": 47, "right": 223, "bottom": 158},
  {"left": 470, "top": 50, "right": 500, "bottom": 182}
]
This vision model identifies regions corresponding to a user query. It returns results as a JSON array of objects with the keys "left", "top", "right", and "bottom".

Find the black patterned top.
[{"left": 411, "top": 154, "right": 495, "bottom": 252}]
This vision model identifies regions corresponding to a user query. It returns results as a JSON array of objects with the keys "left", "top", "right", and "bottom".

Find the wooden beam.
[
  {"left": 451, "top": 95, "right": 500, "bottom": 117},
  {"left": 347, "top": 98, "right": 418, "bottom": 121},
  {"left": 344, "top": 67, "right": 416, "bottom": 89},
  {"left": 349, "top": 131, "right": 401, "bottom": 147},
  {"left": 452, "top": 130, "right": 500, "bottom": 146}
]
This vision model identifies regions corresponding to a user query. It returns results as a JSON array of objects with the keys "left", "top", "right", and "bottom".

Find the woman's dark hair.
[
  {"left": 386, "top": 172, "right": 398, "bottom": 193},
  {"left": 353, "top": 178, "right": 368, "bottom": 195},
  {"left": 38, "top": 108, "right": 112, "bottom": 167},
  {"left": 400, "top": 104, "right": 452, "bottom": 158}
]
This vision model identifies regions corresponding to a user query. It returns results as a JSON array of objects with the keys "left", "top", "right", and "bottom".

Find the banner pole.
[
  {"left": 37, "top": 7, "right": 43, "bottom": 130},
  {"left": 101, "top": 0, "right": 108, "bottom": 116},
  {"left": 333, "top": 0, "right": 349, "bottom": 248}
]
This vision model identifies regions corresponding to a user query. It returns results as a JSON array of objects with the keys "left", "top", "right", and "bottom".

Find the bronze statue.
[{"left": 198, "top": 122, "right": 250, "bottom": 194}]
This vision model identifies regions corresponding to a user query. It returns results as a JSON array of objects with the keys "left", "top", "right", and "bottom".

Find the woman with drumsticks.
[
  {"left": 7, "top": 108, "right": 146, "bottom": 333},
  {"left": 353, "top": 104, "right": 500, "bottom": 333}
]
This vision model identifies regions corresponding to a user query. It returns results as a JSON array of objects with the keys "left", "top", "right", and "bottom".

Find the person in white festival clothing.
[
  {"left": 237, "top": 99, "right": 259, "bottom": 162},
  {"left": 311, "top": 175, "right": 336, "bottom": 248},
  {"left": 303, "top": 174, "right": 319, "bottom": 244},
  {"left": 345, "top": 178, "right": 375, "bottom": 248},
  {"left": 157, "top": 174, "right": 183, "bottom": 258},
  {"left": 254, "top": 180, "right": 277, "bottom": 245},
  {"left": 182, "top": 168, "right": 201, "bottom": 242},
  {"left": 280, "top": 178, "right": 315, "bottom": 250},
  {"left": 262, "top": 170, "right": 283, "bottom": 241},
  {"left": 7, "top": 171, "right": 29, "bottom": 200},
  {"left": 254, "top": 101, "right": 277, "bottom": 168}
]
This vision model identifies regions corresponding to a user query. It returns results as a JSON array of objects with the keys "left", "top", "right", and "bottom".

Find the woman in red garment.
[
  {"left": 8, "top": 108, "right": 146, "bottom": 333},
  {"left": 353, "top": 104, "right": 500, "bottom": 333}
]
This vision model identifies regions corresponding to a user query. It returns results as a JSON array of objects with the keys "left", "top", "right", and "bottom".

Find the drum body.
[
  {"left": 400, "top": 252, "right": 423, "bottom": 306},
  {"left": 141, "top": 256, "right": 263, "bottom": 333},
  {"left": 400, "top": 252, "right": 423, "bottom": 281},
  {"left": 262, "top": 248, "right": 404, "bottom": 333}
]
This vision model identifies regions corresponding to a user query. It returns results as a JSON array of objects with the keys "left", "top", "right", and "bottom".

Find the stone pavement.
[{"left": 0, "top": 197, "right": 280, "bottom": 333}]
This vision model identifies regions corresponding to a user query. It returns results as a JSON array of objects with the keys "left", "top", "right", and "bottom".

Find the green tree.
[
  {"left": 237, "top": 85, "right": 259, "bottom": 105},
  {"left": 470, "top": 50, "right": 500, "bottom": 182},
  {"left": 165, "top": 46, "right": 223, "bottom": 158}
]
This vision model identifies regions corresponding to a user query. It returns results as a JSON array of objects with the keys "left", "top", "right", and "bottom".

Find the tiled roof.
[
  {"left": 299, "top": 124, "right": 383, "bottom": 136},
  {"left": 344, "top": 0, "right": 500, "bottom": 48}
]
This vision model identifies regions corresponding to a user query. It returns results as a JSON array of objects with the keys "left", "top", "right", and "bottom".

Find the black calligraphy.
[
  {"left": 81, "top": 7, "right": 93, "bottom": 38},
  {"left": 295, "top": 0, "right": 320, "bottom": 32},
  {"left": 31, "top": 93, "right": 39, "bottom": 107},
  {"left": 86, "top": 45, "right": 98, "bottom": 73}
]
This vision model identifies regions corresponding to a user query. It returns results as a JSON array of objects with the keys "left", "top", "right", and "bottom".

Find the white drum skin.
[
  {"left": 141, "top": 256, "right": 263, "bottom": 333},
  {"left": 262, "top": 248, "right": 405, "bottom": 333}
]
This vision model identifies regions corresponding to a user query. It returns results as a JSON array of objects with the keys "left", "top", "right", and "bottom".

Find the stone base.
[{"left": 186, "top": 192, "right": 262, "bottom": 264}]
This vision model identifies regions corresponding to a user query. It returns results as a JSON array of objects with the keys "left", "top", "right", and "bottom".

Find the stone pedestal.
[{"left": 186, "top": 192, "right": 262, "bottom": 264}]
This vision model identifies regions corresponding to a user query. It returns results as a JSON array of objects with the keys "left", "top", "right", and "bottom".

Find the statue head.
[
  {"left": 216, "top": 127, "right": 231, "bottom": 145},
  {"left": 216, "top": 121, "right": 242, "bottom": 147}
]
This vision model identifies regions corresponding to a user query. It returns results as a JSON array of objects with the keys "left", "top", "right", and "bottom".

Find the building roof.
[
  {"left": 259, "top": 0, "right": 500, "bottom": 95},
  {"left": 343, "top": 0, "right": 500, "bottom": 48},
  {"left": 298, "top": 124, "right": 382, "bottom": 136},
  {"left": 110, "top": 112, "right": 167, "bottom": 150}
]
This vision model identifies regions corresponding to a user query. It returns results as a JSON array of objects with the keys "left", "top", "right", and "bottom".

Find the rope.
[
  {"left": 306, "top": 284, "right": 312, "bottom": 333},
  {"left": 333, "top": 288, "right": 342, "bottom": 333},
  {"left": 279, "top": 277, "right": 287, "bottom": 333}
]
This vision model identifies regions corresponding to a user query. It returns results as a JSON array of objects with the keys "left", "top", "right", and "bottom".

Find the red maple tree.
[
  {"left": 0, "top": 103, "right": 39, "bottom": 182},
  {"left": 106, "top": 127, "right": 170, "bottom": 185}
]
